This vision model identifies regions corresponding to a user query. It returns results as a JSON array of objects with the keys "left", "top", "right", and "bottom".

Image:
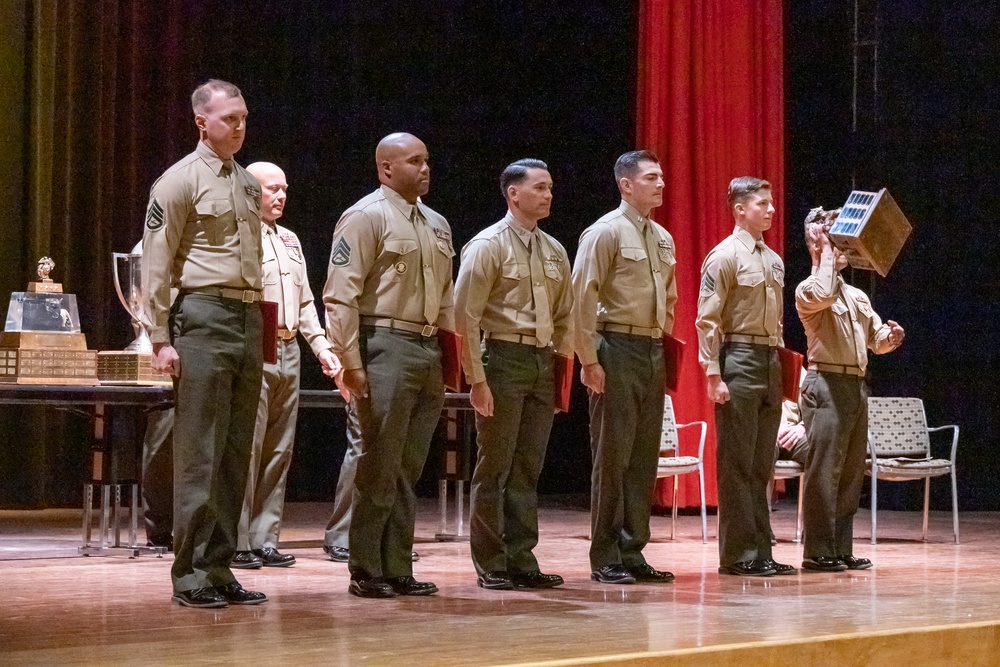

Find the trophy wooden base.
[
  {"left": 97, "top": 351, "right": 172, "bottom": 386},
  {"left": 0, "top": 346, "right": 99, "bottom": 385}
]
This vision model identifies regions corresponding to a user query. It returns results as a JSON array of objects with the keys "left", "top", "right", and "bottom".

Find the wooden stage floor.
[{"left": 1, "top": 498, "right": 998, "bottom": 666}]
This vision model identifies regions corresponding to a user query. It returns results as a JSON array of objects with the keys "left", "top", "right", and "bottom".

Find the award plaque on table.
[{"left": 0, "top": 257, "right": 99, "bottom": 385}]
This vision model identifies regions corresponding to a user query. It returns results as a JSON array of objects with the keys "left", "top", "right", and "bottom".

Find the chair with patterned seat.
[
  {"left": 656, "top": 396, "right": 708, "bottom": 543},
  {"left": 770, "top": 459, "right": 805, "bottom": 543},
  {"left": 866, "top": 396, "right": 960, "bottom": 544}
]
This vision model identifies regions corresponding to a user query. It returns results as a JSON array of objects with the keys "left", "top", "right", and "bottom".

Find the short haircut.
[
  {"left": 802, "top": 206, "right": 841, "bottom": 243},
  {"left": 614, "top": 150, "right": 659, "bottom": 182},
  {"left": 727, "top": 176, "right": 771, "bottom": 209},
  {"left": 191, "top": 79, "right": 242, "bottom": 113},
  {"left": 500, "top": 158, "right": 548, "bottom": 198}
]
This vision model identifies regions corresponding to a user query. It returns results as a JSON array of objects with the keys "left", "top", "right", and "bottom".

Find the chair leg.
[
  {"left": 795, "top": 473, "right": 804, "bottom": 544},
  {"left": 699, "top": 466, "right": 707, "bottom": 544},
  {"left": 671, "top": 475, "right": 678, "bottom": 540},
  {"left": 951, "top": 470, "right": 960, "bottom": 545},
  {"left": 922, "top": 477, "right": 930, "bottom": 541},
  {"left": 870, "top": 474, "right": 878, "bottom": 545}
]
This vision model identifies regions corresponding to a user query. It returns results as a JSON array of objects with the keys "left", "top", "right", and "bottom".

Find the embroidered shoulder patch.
[
  {"left": 145, "top": 199, "right": 164, "bottom": 231},
  {"left": 700, "top": 273, "right": 716, "bottom": 296},
  {"left": 330, "top": 237, "right": 352, "bottom": 266}
]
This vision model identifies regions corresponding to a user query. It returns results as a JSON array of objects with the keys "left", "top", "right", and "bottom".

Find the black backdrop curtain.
[{"left": 0, "top": 1, "right": 638, "bottom": 506}]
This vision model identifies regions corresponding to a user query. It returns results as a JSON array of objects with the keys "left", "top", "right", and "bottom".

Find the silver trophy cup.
[{"left": 112, "top": 252, "right": 152, "bottom": 353}]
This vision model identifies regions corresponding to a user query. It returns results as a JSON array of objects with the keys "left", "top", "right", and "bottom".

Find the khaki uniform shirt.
[
  {"left": 696, "top": 226, "right": 785, "bottom": 375},
  {"left": 323, "top": 185, "right": 456, "bottom": 370},
  {"left": 455, "top": 212, "right": 574, "bottom": 384},
  {"left": 262, "top": 222, "right": 333, "bottom": 358},
  {"left": 141, "top": 141, "right": 263, "bottom": 343},
  {"left": 795, "top": 248, "right": 895, "bottom": 373},
  {"left": 572, "top": 200, "right": 678, "bottom": 366}
]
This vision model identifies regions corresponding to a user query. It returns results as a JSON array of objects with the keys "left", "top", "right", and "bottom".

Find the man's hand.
[
  {"left": 581, "top": 363, "right": 605, "bottom": 394},
  {"left": 806, "top": 222, "right": 833, "bottom": 264},
  {"left": 319, "top": 351, "right": 351, "bottom": 401},
  {"left": 777, "top": 423, "right": 806, "bottom": 450},
  {"left": 886, "top": 320, "right": 905, "bottom": 347},
  {"left": 707, "top": 374, "right": 730, "bottom": 404},
  {"left": 151, "top": 342, "right": 180, "bottom": 376},
  {"left": 470, "top": 381, "right": 494, "bottom": 417},
  {"left": 343, "top": 368, "right": 369, "bottom": 399}
]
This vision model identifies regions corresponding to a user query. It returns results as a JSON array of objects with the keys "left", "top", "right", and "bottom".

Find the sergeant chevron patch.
[
  {"left": 700, "top": 273, "right": 716, "bottom": 296},
  {"left": 331, "top": 238, "right": 352, "bottom": 266},
  {"left": 145, "top": 199, "right": 164, "bottom": 231}
]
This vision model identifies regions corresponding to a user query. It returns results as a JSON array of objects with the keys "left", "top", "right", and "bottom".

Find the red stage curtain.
[{"left": 638, "top": 0, "right": 785, "bottom": 509}]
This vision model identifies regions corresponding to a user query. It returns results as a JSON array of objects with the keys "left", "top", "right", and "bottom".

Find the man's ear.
[
  {"left": 194, "top": 113, "right": 207, "bottom": 133},
  {"left": 618, "top": 176, "right": 632, "bottom": 197}
]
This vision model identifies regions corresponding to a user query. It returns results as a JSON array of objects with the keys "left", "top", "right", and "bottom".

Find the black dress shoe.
[
  {"left": 511, "top": 570, "right": 564, "bottom": 589},
  {"left": 172, "top": 587, "right": 228, "bottom": 608},
  {"left": 349, "top": 576, "right": 397, "bottom": 598},
  {"left": 216, "top": 582, "right": 268, "bottom": 605},
  {"left": 802, "top": 557, "right": 848, "bottom": 572},
  {"left": 762, "top": 559, "right": 796, "bottom": 575},
  {"left": 838, "top": 555, "right": 873, "bottom": 570},
  {"left": 477, "top": 571, "right": 514, "bottom": 590},
  {"left": 627, "top": 563, "right": 675, "bottom": 583},
  {"left": 386, "top": 576, "right": 438, "bottom": 596},
  {"left": 253, "top": 547, "right": 296, "bottom": 567},
  {"left": 718, "top": 559, "right": 777, "bottom": 576},
  {"left": 324, "top": 545, "right": 349, "bottom": 562},
  {"left": 147, "top": 533, "right": 173, "bottom": 550},
  {"left": 231, "top": 551, "right": 263, "bottom": 569},
  {"left": 591, "top": 564, "right": 636, "bottom": 584}
]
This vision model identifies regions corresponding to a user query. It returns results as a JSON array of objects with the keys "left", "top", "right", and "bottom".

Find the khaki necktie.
[
  {"left": 642, "top": 221, "right": 666, "bottom": 329},
  {"left": 756, "top": 238, "right": 777, "bottom": 336},
  {"left": 224, "top": 159, "right": 259, "bottom": 286},
  {"left": 528, "top": 234, "right": 553, "bottom": 347},
  {"left": 412, "top": 207, "right": 440, "bottom": 325}
]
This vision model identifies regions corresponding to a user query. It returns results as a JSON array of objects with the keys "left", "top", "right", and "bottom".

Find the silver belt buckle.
[
  {"left": 421, "top": 325, "right": 436, "bottom": 337},
  {"left": 242, "top": 290, "right": 256, "bottom": 303}
]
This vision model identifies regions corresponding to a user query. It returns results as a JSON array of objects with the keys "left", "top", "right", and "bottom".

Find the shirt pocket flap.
[
  {"left": 832, "top": 301, "right": 848, "bottom": 315},
  {"left": 620, "top": 246, "right": 647, "bottom": 262},
  {"left": 384, "top": 238, "right": 419, "bottom": 256},
  {"left": 195, "top": 199, "right": 233, "bottom": 218},
  {"left": 736, "top": 270, "right": 765, "bottom": 288},
  {"left": 501, "top": 261, "right": 529, "bottom": 281}
]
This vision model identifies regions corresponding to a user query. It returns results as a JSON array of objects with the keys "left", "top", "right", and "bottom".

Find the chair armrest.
[
  {"left": 676, "top": 420, "right": 708, "bottom": 459},
  {"left": 927, "top": 424, "right": 959, "bottom": 464}
]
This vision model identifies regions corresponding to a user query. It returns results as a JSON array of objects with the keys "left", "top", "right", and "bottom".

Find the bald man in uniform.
[
  {"left": 696, "top": 176, "right": 793, "bottom": 577},
  {"left": 796, "top": 207, "right": 904, "bottom": 572},
  {"left": 142, "top": 79, "right": 267, "bottom": 607},
  {"left": 323, "top": 132, "right": 454, "bottom": 598},
  {"left": 231, "top": 162, "right": 343, "bottom": 570},
  {"left": 456, "top": 159, "right": 574, "bottom": 590},
  {"left": 572, "top": 150, "right": 677, "bottom": 585}
]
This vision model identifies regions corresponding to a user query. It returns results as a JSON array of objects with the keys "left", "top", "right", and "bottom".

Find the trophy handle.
[{"left": 112, "top": 252, "right": 133, "bottom": 315}]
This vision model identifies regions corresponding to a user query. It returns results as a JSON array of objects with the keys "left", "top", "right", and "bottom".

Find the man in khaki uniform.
[
  {"left": 696, "top": 176, "right": 793, "bottom": 577},
  {"left": 231, "top": 162, "right": 343, "bottom": 570},
  {"left": 141, "top": 79, "right": 267, "bottom": 608},
  {"left": 796, "top": 207, "right": 904, "bottom": 572},
  {"left": 455, "top": 159, "right": 574, "bottom": 590},
  {"left": 572, "top": 150, "right": 677, "bottom": 585},
  {"left": 323, "top": 132, "right": 455, "bottom": 598}
]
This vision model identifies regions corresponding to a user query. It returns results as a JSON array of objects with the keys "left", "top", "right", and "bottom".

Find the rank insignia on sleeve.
[
  {"left": 145, "top": 199, "right": 164, "bottom": 231},
  {"left": 700, "top": 273, "right": 716, "bottom": 296},
  {"left": 331, "top": 238, "right": 352, "bottom": 266}
]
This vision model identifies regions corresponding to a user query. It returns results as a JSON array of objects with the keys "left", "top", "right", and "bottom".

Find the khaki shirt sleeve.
[
  {"left": 551, "top": 245, "right": 575, "bottom": 358},
  {"left": 571, "top": 225, "right": 615, "bottom": 367},
  {"left": 454, "top": 238, "right": 498, "bottom": 385},
  {"left": 141, "top": 174, "right": 190, "bottom": 344},
  {"left": 663, "top": 249, "right": 678, "bottom": 337},
  {"left": 865, "top": 303, "right": 896, "bottom": 354},
  {"left": 794, "top": 250, "right": 839, "bottom": 318},
  {"left": 437, "top": 266, "right": 456, "bottom": 333},
  {"left": 323, "top": 208, "right": 377, "bottom": 370},
  {"left": 297, "top": 262, "right": 334, "bottom": 358},
  {"left": 695, "top": 249, "right": 734, "bottom": 376}
]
